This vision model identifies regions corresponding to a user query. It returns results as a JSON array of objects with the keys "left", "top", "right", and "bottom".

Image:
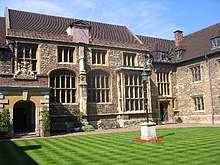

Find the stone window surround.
[
  {"left": 156, "top": 72, "right": 171, "bottom": 96},
  {"left": 189, "top": 64, "right": 202, "bottom": 82},
  {"left": 91, "top": 48, "right": 108, "bottom": 65},
  {"left": 49, "top": 69, "right": 77, "bottom": 104},
  {"left": 118, "top": 72, "right": 145, "bottom": 112},
  {"left": 87, "top": 70, "right": 111, "bottom": 104},
  {"left": 191, "top": 95, "right": 205, "bottom": 112},
  {"left": 57, "top": 46, "right": 76, "bottom": 64},
  {"left": 122, "top": 52, "right": 137, "bottom": 66},
  {"left": 16, "top": 42, "right": 39, "bottom": 73}
]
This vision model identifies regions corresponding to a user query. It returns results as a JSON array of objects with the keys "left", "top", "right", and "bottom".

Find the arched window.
[
  {"left": 87, "top": 70, "right": 110, "bottom": 103},
  {"left": 49, "top": 69, "right": 76, "bottom": 103}
]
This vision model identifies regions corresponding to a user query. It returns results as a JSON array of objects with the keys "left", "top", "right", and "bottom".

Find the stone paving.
[{"left": 9, "top": 123, "right": 220, "bottom": 141}]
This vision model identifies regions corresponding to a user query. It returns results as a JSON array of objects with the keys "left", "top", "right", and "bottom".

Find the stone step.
[{"left": 13, "top": 132, "right": 39, "bottom": 139}]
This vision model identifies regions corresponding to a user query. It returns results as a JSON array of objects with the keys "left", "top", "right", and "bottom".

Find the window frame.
[
  {"left": 49, "top": 69, "right": 77, "bottom": 104},
  {"left": 211, "top": 36, "right": 220, "bottom": 49},
  {"left": 191, "top": 65, "right": 202, "bottom": 82},
  {"left": 91, "top": 49, "right": 108, "bottom": 65},
  {"left": 157, "top": 72, "right": 171, "bottom": 96},
  {"left": 122, "top": 52, "right": 137, "bottom": 66},
  {"left": 118, "top": 72, "right": 145, "bottom": 112},
  {"left": 192, "top": 96, "right": 205, "bottom": 112},
  {"left": 157, "top": 51, "right": 168, "bottom": 61},
  {"left": 16, "top": 42, "right": 39, "bottom": 73},
  {"left": 57, "top": 46, "right": 76, "bottom": 64},
  {"left": 87, "top": 70, "right": 111, "bottom": 104}
]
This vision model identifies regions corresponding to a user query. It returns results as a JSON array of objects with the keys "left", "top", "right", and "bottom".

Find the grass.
[{"left": 0, "top": 127, "right": 220, "bottom": 165}]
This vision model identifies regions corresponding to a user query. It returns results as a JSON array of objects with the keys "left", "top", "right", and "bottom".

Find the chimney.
[
  {"left": 66, "top": 20, "right": 91, "bottom": 44},
  {"left": 174, "top": 30, "right": 183, "bottom": 47}
]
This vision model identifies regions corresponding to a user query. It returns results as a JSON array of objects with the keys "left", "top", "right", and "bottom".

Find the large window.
[
  {"left": 50, "top": 70, "right": 76, "bottom": 104},
  {"left": 157, "top": 51, "right": 168, "bottom": 61},
  {"left": 118, "top": 73, "right": 144, "bottom": 111},
  {"left": 211, "top": 37, "right": 220, "bottom": 49},
  {"left": 17, "top": 43, "right": 38, "bottom": 72},
  {"left": 87, "top": 70, "right": 110, "bottom": 103},
  {"left": 58, "top": 46, "right": 75, "bottom": 63},
  {"left": 157, "top": 72, "right": 170, "bottom": 95},
  {"left": 191, "top": 66, "right": 201, "bottom": 82},
  {"left": 123, "top": 53, "right": 136, "bottom": 66},
  {"left": 92, "top": 49, "right": 107, "bottom": 64},
  {"left": 193, "top": 96, "right": 204, "bottom": 111}
]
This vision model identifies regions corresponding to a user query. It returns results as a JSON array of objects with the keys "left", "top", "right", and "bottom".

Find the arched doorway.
[{"left": 13, "top": 100, "right": 35, "bottom": 133}]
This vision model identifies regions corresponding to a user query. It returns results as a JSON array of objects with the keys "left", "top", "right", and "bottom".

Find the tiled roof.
[
  {"left": 0, "top": 17, "right": 6, "bottom": 47},
  {"left": 7, "top": 9, "right": 147, "bottom": 50},
  {"left": 179, "top": 23, "right": 220, "bottom": 61},
  {"left": 137, "top": 35, "right": 175, "bottom": 60}
]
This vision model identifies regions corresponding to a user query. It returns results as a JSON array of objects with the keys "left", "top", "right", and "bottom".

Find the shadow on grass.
[
  {"left": 0, "top": 140, "right": 40, "bottom": 165},
  {"left": 158, "top": 132, "right": 175, "bottom": 138}
]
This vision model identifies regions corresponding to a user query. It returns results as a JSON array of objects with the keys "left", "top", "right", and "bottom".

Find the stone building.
[{"left": 0, "top": 8, "right": 219, "bottom": 137}]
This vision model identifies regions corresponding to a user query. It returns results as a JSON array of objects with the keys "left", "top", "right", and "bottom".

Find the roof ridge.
[
  {"left": 184, "top": 22, "right": 220, "bottom": 38},
  {"left": 137, "top": 34, "right": 174, "bottom": 42}
]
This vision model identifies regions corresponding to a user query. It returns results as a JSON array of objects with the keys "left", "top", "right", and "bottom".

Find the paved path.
[{"left": 9, "top": 123, "right": 220, "bottom": 141}]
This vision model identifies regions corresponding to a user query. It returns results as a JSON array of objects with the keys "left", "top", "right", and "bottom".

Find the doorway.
[
  {"left": 160, "top": 103, "right": 168, "bottom": 122},
  {"left": 13, "top": 101, "right": 35, "bottom": 133}
]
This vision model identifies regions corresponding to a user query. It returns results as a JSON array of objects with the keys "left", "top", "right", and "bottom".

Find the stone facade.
[{"left": 0, "top": 8, "right": 220, "bottom": 137}]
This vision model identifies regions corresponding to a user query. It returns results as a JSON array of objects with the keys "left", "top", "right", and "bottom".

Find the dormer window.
[
  {"left": 175, "top": 50, "right": 182, "bottom": 60},
  {"left": 211, "top": 37, "right": 220, "bottom": 49},
  {"left": 157, "top": 51, "right": 168, "bottom": 61}
]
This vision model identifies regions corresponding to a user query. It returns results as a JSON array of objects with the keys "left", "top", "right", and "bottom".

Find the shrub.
[
  {"left": 0, "top": 108, "right": 10, "bottom": 135},
  {"left": 41, "top": 105, "right": 50, "bottom": 131},
  {"left": 81, "top": 125, "right": 95, "bottom": 132}
]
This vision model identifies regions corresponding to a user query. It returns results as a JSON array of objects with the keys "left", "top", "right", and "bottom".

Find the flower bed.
[{"left": 134, "top": 137, "right": 164, "bottom": 142}]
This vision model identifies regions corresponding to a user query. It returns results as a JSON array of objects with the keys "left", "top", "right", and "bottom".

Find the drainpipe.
[{"left": 205, "top": 55, "right": 214, "bottom": 124}]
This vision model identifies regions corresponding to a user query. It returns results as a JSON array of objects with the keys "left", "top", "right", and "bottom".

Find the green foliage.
[
  {"left": 41, "top": 105, "right": 50, "bottom": 131},
  {"left": 81, "top": 124, "right": 95, "bottom": 132},
  {"left": 0, "top": 108, "right": 10, "bottom": 134},
  {"left": 176, "top": 117, "right": 183, "bottom": 123},
  {"left": 73, "top": 108, "right": 83, "bottom": 122}
]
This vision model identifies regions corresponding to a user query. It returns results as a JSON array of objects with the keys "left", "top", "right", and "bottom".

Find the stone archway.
[{"left": 13, "top": 100, "right": 35, "bottom": 133}]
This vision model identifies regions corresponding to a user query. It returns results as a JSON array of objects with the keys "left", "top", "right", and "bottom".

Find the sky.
[{"left": 0, "top": 0, "right": 220, "bottom": 40}]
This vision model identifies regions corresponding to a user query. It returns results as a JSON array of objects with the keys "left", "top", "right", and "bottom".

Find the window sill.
[{"left": 194, "top": 110, "right": 205, "bottom": 112}]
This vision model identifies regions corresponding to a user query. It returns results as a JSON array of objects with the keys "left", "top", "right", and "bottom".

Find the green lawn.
[{"left": 0, "top": 127, "right": 220, "bottom": 165}]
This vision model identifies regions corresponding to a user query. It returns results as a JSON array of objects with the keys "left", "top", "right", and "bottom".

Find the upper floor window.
[
  {"left": 50, "top": 69, "right": 76, "bottom": 104},
  {"left": 157, "top": 52, "right": 168, "bottom": 61},
  {"left": 87, "top": 70, "right": 110, "bottom": 103},
  {"left": 92, "top": 49, "right": 107, "bottom": 65},
  {"left": 193, "top": 96, "right": 204, "bottom": 111},
  {"left": 191, "top": 66, "right": 201, "bottom": 82},
  {"left": 58, "top": 46, "right": 75, "bottom": 63},
  {"left": 123, "top": 52, "right": 137, "bottom": 66},
  {"left": 211, "top": 37, "right": 220, "bottom": 49},
  {"left": 17, "top": 43, "right": 38, "bottom": 72},
  {"left": 175, "top": 50, "right": 182, "bottom": 60},
  {"left": 157, "top": 72, "right": 170, "bottom": 95}
]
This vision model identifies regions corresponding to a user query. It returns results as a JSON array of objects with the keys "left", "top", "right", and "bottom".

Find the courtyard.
[{"left": 0, "top": 125, "right": 220, "bottom": 165}]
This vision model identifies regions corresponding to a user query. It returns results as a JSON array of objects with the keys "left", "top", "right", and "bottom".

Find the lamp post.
[
  {"left": 141, "top": 69, "right": 149, "bottom": 123},
  {"left": 140, "top": 54, "right": 156, "bottom": 140}
]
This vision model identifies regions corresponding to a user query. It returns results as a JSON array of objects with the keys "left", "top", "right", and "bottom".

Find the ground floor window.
[
  {"left": 193, "top": 96, "right": 204, "bottom": 111},
  {"left": 87, "top": 70, "right": 110, "bottom": 103},
  {"left": 118, "top": 73, "right": 144, "bottom": 111},
  {"left": 49, "top": 69, "right": 76, "bottom": 104}
]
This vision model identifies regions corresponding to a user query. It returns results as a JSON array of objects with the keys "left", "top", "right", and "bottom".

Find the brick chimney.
[{"left": 174, "top": 30, "right": 183, "bottom": 47}]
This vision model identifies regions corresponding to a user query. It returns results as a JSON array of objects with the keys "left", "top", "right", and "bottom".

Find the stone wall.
[{"left": 175, "top": 55, "right": 220, "bottom": 123}]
